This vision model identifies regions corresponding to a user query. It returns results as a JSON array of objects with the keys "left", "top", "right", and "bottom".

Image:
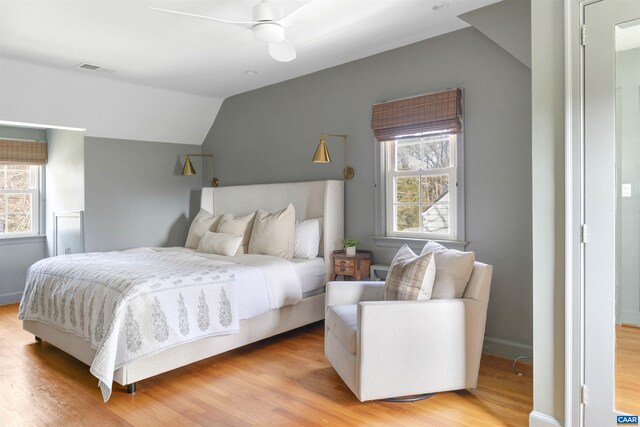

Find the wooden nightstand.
[{"left": 331, "top": 250, "right": 372, "bottom": 281}]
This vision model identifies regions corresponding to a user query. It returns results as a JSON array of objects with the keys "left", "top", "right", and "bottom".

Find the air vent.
[
  {"left": 74, "top": 63, "right": 116, "bottom": 73},
  {"left": 76, "top": 62, "right": 101, "bottom": 71}
]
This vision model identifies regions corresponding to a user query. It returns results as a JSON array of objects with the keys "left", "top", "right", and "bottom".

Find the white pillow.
[
  {"left": 185, "top": 209, "right": 220, "bottom": 249},
  {"left": 293, "top": 218, "right": 321, "bottom": 259},
  {"left": 384, "top": 245, "right": 436, "bottom": 301},
  {"left": 197, "top": 231, "right": 243, "bottom": 256},
  {"left": 216, "top": 212, "right": 256, "bottom": 254},
  {"left": 420, "top": 241, "right": 475, "bottom": 299},
  {"left": 248, "top": 204, "right": 296, "bottom": 259}
]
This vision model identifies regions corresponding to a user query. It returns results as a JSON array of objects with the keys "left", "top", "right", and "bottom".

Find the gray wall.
[
  {"left": 84, "top": 137, "right": 203, "bottom": 252},
  {"left": 618, "top": 47, "right": 640, "bottom": 325},
  {"left": 0, "top": 125, "right": 46, "bottom": 141},
  {"left": 459, "top": 0, "right": 531, "bottom": 68},
  {"left": 203, "top": 27, "right": 533, "bottom": 356},
  {"left": 0, "top": 125, "right": 48, "bottom": 304},
  {"left": 45, "top": 128, "right": 85, "bottom": 256}
]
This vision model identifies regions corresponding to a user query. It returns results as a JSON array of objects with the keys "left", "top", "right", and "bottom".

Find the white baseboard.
[
  {"left": 0, "top": 292, "right": 22, "bottom": 306},
  {"left": 483, "top": 335, "right": 533, "bottom": 359},
  {"left": 621, "top": 309, "right": 640, "bottom": 326},
  {"left": 529, "top": 411, "right": 562, "bottom": 427}
]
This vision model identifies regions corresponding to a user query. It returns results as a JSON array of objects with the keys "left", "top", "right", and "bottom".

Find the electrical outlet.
[{"left": 622, "top": 183, "right": 632, "bottom": 198}]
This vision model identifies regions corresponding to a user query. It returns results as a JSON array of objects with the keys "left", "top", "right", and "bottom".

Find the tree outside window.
[{"left": 0, "top": 165, "right": 40, "bottom": 236}]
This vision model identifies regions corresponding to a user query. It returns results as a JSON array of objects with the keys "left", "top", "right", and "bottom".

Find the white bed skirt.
[{"left": 24, "top": 292, "right": 325, "bottom": 386}]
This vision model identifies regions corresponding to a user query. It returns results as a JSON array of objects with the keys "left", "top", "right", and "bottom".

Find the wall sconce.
[
  {"left": 312, "top": 133, "right": 354, "bottom": 180},
  {"left": 182, "top": 154, "right": 220, "bottom": 187}
]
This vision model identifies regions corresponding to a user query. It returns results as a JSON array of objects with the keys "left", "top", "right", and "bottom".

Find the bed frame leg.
[
  {"left": 35, "top": 336, "right": 42, "bottom": 342},
  {"left": 127, "top": 383, "right": 137, "bottom": 394}
]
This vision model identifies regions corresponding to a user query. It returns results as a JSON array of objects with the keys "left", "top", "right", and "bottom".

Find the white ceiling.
[{"left": 0, "top": 0, "right": 500, "bottom": 98}]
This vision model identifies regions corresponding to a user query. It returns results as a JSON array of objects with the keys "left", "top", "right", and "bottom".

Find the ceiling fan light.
[
  {"left": 253, "top": 23, "right": 284, "bottom": 43},
  {"left": 268, "top": 39, "right": 296, "bottom": 62}
]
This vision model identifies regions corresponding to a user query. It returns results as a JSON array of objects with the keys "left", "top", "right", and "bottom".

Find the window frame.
[
  {"left": 385, "top": 134, "right": 458, "bottom": 240},
  {"left": 374, "top": 131, "right": 465, "bottom": 249},
  {"left": 0, "top": 164, "right": 44, "bottom": 238}
]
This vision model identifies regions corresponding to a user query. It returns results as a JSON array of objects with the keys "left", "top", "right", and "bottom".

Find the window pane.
[
  {"left": 395, "top": 141, "right": 422, "bottom": 171},
  {"left": 0, "top": 214, "right": 6, "bottom": 233},
  {"left": 5, "top": 165, "right": 32, "bottom": 190},
  {"left": 395, "top": 176, "right": 420, "bottom": 202},
  {"left": 423, "top": 137, "right": 451, "bottom": 169},
  {"left": 7, "top": 212, "right": 32, "bottom": 233},
  {"left": 421, "top": 175, "right": 449, "bottom": 204},
  {"left": 422, "top": 200, "right": 449, "bottom": 234},
  {"left": 421, "top": 175, "right": 449, "bottom": 234},
  {"left": 7, "top": 193, "right": 31, "bottom": 213},
  {"left": 395, "top": 205, "right": 419, "bottom": 232},
  {"left": 0, "top": 166, "right": 5, "bottom": 189},
  {"left": 0, "top": 194, "right": 5, "bottom": 214}
]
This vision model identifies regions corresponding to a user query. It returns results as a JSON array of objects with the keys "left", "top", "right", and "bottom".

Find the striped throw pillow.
[{"left": 384, "top": 245, "right": 436, "bottom": 301}]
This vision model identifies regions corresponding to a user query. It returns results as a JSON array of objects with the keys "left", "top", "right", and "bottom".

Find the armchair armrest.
[
  {"left": 326, "top": 281, "right": 385, "bottom": 308},
  {"left": 356, "top": 298, "right": 486, "bottom": 400}
]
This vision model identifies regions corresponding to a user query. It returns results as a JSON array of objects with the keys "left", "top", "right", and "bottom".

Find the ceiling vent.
[{"left": 75, "top": 62, "right": 115, "bottom": 73}]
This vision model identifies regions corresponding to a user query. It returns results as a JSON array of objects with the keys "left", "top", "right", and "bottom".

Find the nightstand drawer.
[
  {"left": 336, "top": 259, "right": 353, "bottom": 267},
  {"left": 335, "top": 266, "right": 355, "bottom": 275}
]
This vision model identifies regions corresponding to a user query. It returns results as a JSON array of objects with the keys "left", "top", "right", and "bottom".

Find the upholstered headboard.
[{"left": 200, "top": 180, "right": 344, "bottom": 281}]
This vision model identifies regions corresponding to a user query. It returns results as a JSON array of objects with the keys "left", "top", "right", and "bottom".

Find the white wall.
[
  {"left": 617, "top": 47, "right": 640, "bottom": 326},
  {"left": 0, "top": 58, "right": 222, "bottom": 145},
  {"left": 45, "top": 129, "right": 85, "bottom": 257},
  {"left": 530, "top": 0, "right": 565, "bottom": 425}
]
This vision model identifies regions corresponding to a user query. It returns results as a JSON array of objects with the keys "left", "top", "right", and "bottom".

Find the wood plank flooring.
[
  {"left": 0, "top": 304, "right": 532, "bottom": 426},
  {"left": 616, "top": 324, "right": 640, "bottom": 414}
]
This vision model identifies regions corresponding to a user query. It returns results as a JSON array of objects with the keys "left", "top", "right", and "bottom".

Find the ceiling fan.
[{"left": 150, "top": 0, "right": 314, "bottom": 62}]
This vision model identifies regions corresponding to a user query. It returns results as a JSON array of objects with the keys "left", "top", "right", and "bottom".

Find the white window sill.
[
  {"left": 0, "top": 235, "right": 46, "bottom": 245},
  {"left": 371, "top": 236, "right": 468, "bottom": 251}
]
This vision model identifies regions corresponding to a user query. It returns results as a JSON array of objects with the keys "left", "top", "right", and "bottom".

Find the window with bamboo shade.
[
  {"left": 371, "top": 88, "right": 464, "bottom": 241},
  {"left": 0, "top": 139, "right": 46, "bottom": 237}
]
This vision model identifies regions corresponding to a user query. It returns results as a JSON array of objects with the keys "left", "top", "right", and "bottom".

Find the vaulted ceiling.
[{"left": 0, "top": 0, "right": 501, "bottom": 98}]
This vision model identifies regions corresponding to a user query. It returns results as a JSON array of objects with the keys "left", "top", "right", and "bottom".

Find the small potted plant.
[{"left": 342, "top": 239, "right": 360, "bottom": 257}]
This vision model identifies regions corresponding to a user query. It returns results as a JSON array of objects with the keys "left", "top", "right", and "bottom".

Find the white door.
[{"left": 583, "top": 1, "right": 640, "bottom": 425}]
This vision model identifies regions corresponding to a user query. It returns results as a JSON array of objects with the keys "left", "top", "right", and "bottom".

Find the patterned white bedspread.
[{"left": 18, "top": 249, "right": 276, "bottom": 402}]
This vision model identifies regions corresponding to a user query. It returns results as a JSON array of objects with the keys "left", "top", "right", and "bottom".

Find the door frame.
[{"left": 566, "top": 1, "right": 591, "bottom": 425}]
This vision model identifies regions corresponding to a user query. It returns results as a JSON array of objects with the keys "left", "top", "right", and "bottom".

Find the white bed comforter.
[{"left": 18, "top": 248, "right": 302, "bottom": 401}]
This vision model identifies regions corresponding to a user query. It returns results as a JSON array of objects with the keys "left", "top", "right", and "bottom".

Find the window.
[
  {"left": 371, "top": 88, "right": 463, "bottom": 242},
  {"left": 386, "top": 133, "right": 457, "bottom": 239},
  {"left": 0, "top": 165, "right": 42, "bottom": 236},
  {"left": 0, "top": 138, "right": 47, "bottom": 238}
]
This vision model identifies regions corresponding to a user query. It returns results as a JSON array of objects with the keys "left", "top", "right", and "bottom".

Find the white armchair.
[{"left": 324, "top": 261, "right": 493, "bottom": 401}]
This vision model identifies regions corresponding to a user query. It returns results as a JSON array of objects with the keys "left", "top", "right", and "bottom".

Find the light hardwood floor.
[
  {"left": 0, "top": 304, "right": 532, "bottom": 426},
  {"left": 616, "top": 324, "right": 640, "bottom": 415}
]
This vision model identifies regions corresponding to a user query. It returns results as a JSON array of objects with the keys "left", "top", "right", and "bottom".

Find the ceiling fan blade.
[
  {"left": 268, "top": 39, "right": 297, "bottom": 62},
  {"left": 274, "top": 0, "right": 315, "bottom": 28},
  {"left": 149, "top": 7, "right": 257, "bottom": 29}
]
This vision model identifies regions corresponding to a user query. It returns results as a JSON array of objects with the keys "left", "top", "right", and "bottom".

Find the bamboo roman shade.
[
  {"left": 0, "top": 139, "right": 48, "bottom": 165},
  {"left": 371, "top": 88, "right": 462, "bottom": 141}
]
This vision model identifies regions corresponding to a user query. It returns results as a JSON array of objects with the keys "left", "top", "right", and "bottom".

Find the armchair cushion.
[
  {"left": 326, "top": 304, "right": 358, "bottom": 354},
  {"left": 421, "top": 241, "right": 475, "bottom": 298},
  {"left": 384, "top": 245, "right": 436, "bottom": 301}
]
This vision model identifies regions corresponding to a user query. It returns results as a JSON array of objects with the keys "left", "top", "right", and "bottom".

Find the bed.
[{"left": 19, "top": 180, "right": 344, "bottom": 400}]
